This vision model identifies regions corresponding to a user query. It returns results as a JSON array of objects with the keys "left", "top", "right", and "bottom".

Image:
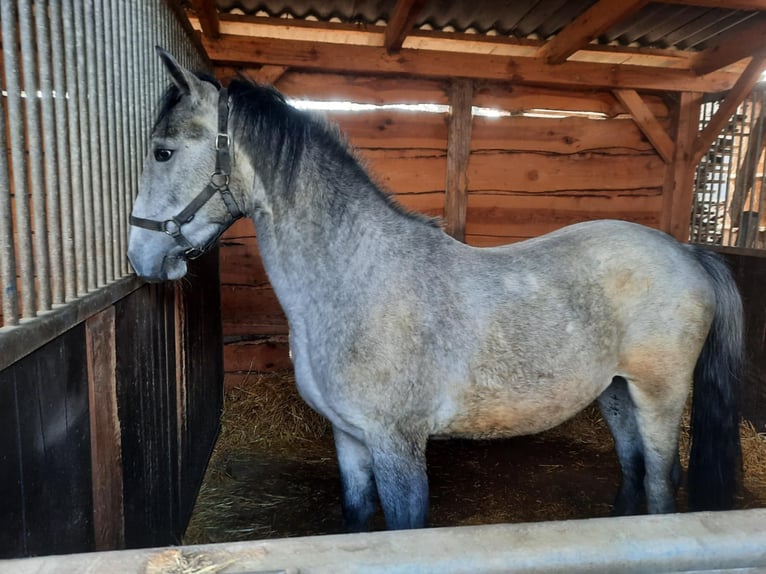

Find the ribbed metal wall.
[{"left": 0, "top": 0, "right": 206, "bottom": 329}]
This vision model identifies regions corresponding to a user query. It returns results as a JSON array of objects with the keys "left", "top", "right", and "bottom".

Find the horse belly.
[{"left": 437, "top": 381, "right": 604, "bottom": 440}]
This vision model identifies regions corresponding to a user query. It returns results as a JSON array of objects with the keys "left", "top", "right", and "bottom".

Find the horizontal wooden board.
[
  {"left": 468, "top": 151, "right": 667, "bottom": 193},
  {"left": 358, "top": 148, "right": 447, "bottom": 194},
  {"left": 275, "top": 71, "right": 450, "bottom": 105},
  {"left": 473, "top": 82, "right": 670, "bottom": 118},
  {"left": 464, "top": 234, "right": 527, "bottom": 247},
  {"left": 328, "top": 110, "right": 448, "bottom": 150},
  {"left": 224, "top": 337, "right": 292, "bottom": 373},
  {"left": 465, "top": 190, "right": 663, "bottom": 237},
  {"left": 221, "top": 284, "right": 288, "bottom": 337},
  {"left": 392, "top": 191, "right": 445, "bottom": 219},
  {"left": 221, "top": 218, "right": 257, "bottom": 240},
  {"left": 220, "top": 237, "right": 269, "bottom": 285},
  {"left": 471, "top": 116, "right": 660, "bottom": 154}
]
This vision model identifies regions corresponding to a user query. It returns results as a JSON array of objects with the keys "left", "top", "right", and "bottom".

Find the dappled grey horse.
[{"left": 129, "top": 49, "right": 743, "bottom": 531}]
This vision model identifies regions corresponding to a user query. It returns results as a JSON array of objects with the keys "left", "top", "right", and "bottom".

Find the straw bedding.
[{"left": 184, "top": 370, "right": 766, "bottom": 544}]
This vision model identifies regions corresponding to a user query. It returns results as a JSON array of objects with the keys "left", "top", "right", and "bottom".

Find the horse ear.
[{"left": 156, "top": 46, "right": 203, "bottom": 100}]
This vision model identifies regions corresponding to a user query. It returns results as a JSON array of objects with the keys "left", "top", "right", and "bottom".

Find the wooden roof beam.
[
  {"left": 613, "top": 89, "right": 675, "bottom": 163},
  {"left": 201, "top": 34, "right": 741, "bottom": 93},
  {"left": 536, "top": 0, "right": 649, "bottom": 65},
  {"left": 189, "top": 0, "right": 220, "bottom": 38},
  {"left": 691, "top": 13, "right": 766, "bottom": 75},
  {"left": 659, "top": 0, "right": 766, "bottom": 10},
  {"left": 694, "top": 54, "right": 766, "bottom": 164},
  {"left": 385, "top": 0, "right": 427, "bottom": 53}
]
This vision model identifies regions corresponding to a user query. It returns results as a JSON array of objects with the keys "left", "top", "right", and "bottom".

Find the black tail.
[{"left": 687, "top": 247, "right": 744, "bottom": 511}]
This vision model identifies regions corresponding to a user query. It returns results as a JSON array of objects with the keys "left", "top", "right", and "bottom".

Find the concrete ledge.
[{"left": 5, "top": 509, "right": 766, "bottom": 573}]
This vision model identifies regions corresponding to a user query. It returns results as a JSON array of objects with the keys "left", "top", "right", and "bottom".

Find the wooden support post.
[
  {"left": 662, "top": 91, "right": 703, "bottom": 241},
  {"left": 86, "top": 306, "right": 124, "bottom": 551},
  {"left": 445, "top": 79, "right": 473, "bottom": 242},
  {"left": 613, "top": 88, "right": 675, "bottom": 164}
]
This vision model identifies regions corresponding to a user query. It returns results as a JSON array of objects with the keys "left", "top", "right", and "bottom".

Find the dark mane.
[{"left": 227, "top": 77, "right": 441, "bottom": 229}]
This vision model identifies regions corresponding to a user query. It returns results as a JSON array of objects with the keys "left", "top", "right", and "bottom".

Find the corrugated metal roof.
[{"left": 211, "top": 0, "right": 760, "bottom": 51}]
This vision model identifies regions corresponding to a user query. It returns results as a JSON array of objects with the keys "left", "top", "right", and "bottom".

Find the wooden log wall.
[{"left": 220, "top": 71, "right": 672, "bottom": 379}]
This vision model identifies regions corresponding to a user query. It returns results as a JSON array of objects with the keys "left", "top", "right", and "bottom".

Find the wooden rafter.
[
  {"left": 384, "top": 0, "right": 426, "bottom": 53},
  {"left": 660, "top": 0, "right": 766, "bottom": 9},
  {"left": 253, "top": 65, "right": 289, "bottom": 85},
  {"left": 536, "top": 0, "right": 649, "bottom": 65},
  {"left": 613, "top": 89, "right": 675, "bottom": 163},
  {"left": 694, "top": 55, "right": 766, "bottom": 164},
  {"left": 187, "top": 14, "right": 712, "bottom": 71},
  {"left": 189, "top": 0, "right": 220, "bottom": 38},
  {"left": 692, "top": 13, "right": 766, "bottom": 75},
  {"left": 201, "top": 34, "right": 741, "bottom": 93}
]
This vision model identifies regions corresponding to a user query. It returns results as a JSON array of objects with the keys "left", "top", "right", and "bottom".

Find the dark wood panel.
[
  {"left": 115, "top": 283, "right": 180, "bottom": 549},
  {"left": 721, "top": 251, "right": 766, "bottom": 432},
  {"left": 86, "top": 307, "right": 124, "bottom": 550},
  {"left": 175, "top": 248, "right": 224, "bottom": 530},
  {"left": 0, "top": 326, "right": 94, "bottom": 558},
  {"left": 0, "top": 369, "right": 24, "bottom": 558}
]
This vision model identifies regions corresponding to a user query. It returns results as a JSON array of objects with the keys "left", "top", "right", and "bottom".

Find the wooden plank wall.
[
  {"left": 220, "top": 71, "right": 671, "bottom": 377},
  {"left": 0, "top": 326, "right": 93, "bottom": 558},
  {"left": 0, "top": 249, "right": 223, "bottom": 558}
]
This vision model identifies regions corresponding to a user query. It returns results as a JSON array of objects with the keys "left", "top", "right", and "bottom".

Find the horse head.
[{"left": 128, "top": 48, "right": 244, "bottom": 281}]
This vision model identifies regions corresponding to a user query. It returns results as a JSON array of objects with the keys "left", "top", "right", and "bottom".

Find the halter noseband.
[{"left": 130, "top": 88, "right": 243, "bottom": 260}]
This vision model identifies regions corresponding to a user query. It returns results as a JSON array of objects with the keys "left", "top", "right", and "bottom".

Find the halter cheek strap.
[{"left": 129, "top": 88, "right": 243, "bottom": 260}]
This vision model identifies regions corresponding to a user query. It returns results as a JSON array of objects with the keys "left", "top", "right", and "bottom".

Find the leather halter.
[{"left": 129, "top": 88, "right": 243, "bottom": 260}]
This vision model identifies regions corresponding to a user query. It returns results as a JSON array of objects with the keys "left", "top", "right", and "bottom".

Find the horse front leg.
[
  {"left": 369, "top": 431, "right": 429, "bottom": 530},
  {"left": 333, "top": 427, "right": 377, "bottom": 532}
]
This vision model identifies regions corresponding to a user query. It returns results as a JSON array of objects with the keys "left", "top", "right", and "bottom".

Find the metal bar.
[
  {"left": 93, "top": 0, "right": 113, "bottom": 283},
  {"left": 127, "top": 2, "right": 143, "bottom": 217},
  {"left": 19, "top": 0, "right": 52, "bottom": 312},
  {"left": 82, "top": 0, "right": 102, "bottom": 289},
  {"left": 2, "top": 0, "right": 36, "bottom": 319},
  {"left": 744, "top": 92, "right": 765, "bottom": 247},
  {"left": 116, "top": 0, "right": 130, "bottom": 275},
  {"left": 36, "top": 0, "right": 65, "bottom": 306},
  {"left": 102, "top": 0, "right": 120, "bottom": 279},
  {"left": 6, "top": 509, "right": 766, "bottom": 574},
  {"left": 72, "top": 0, "right": 95, "bottom": 292},
  {"left": 721, "top": 106, "right": 736, "bottom": 247},
  {"left": 0, "top": 66, "right": 19, "bottom": 327},
  {"left": 62, "top": 0, "right": 88, "bottom": 296},
  {"left": 50, "top": 0, "right": 77, "bottom": 301}
]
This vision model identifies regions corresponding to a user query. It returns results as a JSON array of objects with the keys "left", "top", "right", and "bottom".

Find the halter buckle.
[{"left": 215, "top": 133, "right": 230, "bottom": 150}]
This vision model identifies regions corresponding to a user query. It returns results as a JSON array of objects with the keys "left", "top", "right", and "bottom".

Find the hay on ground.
[{"left": 184, "top": 370, "right": 766, "bottom": 544}]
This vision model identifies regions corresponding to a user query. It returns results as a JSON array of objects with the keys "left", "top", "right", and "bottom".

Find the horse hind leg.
[
  {"left": 598, "top": 377, "right": 646, "bottom": 515},
  {"left": 333, "top": 427, "right": 377, "bottom": 532},
  {"left": 625, "top": 373, "right": 688, "bottom": 514},
  {"left": 368, "top": 429, "right": 429, "bottom": 530}
]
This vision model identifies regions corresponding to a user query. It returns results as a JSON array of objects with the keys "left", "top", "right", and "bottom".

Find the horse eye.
[{"left": 154, "top": 148, "right": 173, "bottom": 162}]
